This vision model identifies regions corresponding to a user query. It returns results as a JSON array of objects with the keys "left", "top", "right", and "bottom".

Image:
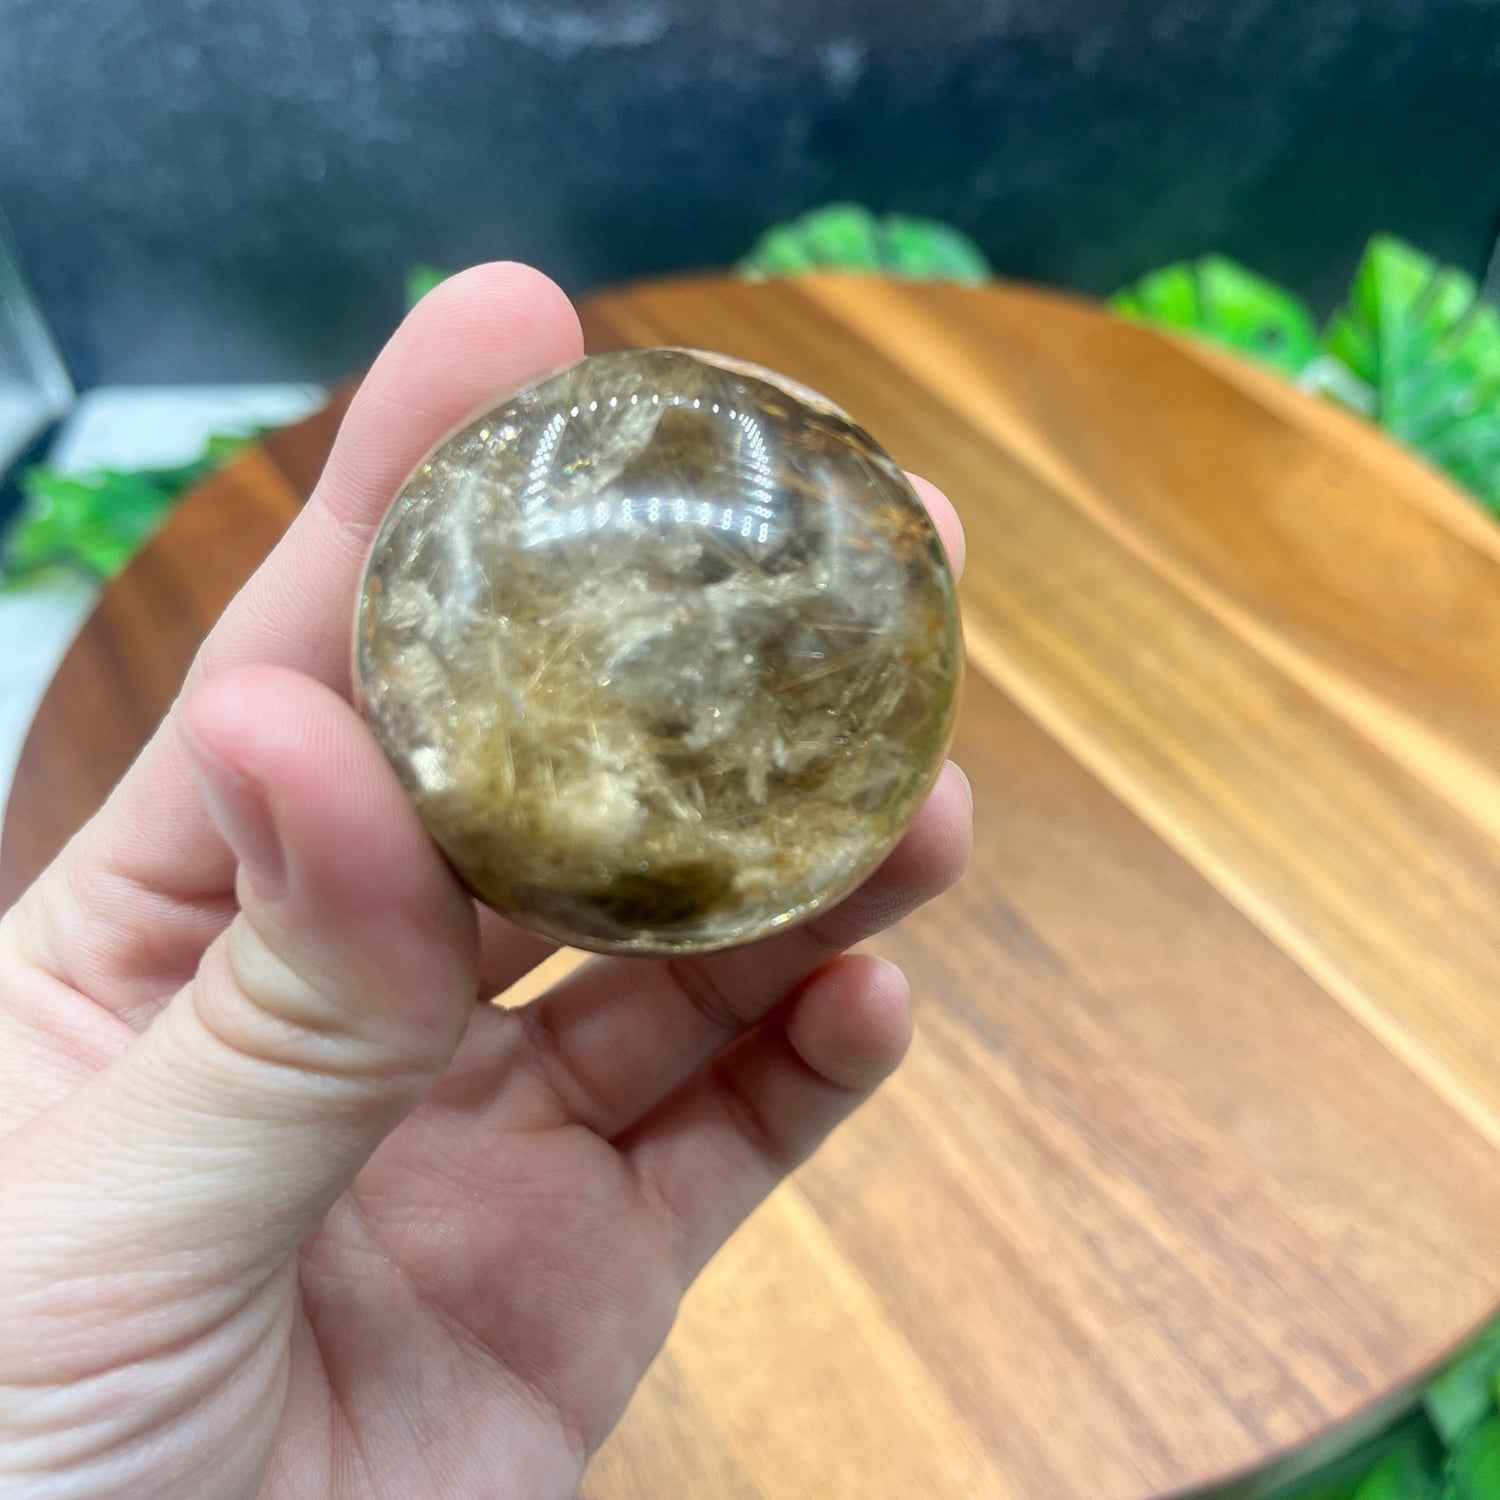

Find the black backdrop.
[{"left": 3, "top": 0, "right": 1498, "bottom": 386}]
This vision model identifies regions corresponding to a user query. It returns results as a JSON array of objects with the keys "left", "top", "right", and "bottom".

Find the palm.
[
  {"left": 278, "top": 1048, "right": 677, "bottom": 1497},
  {"left": 2, "top": 849, "right": 945, "bottom": 1498}
]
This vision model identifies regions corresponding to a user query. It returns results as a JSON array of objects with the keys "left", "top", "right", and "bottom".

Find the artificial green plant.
[
  {"left": 737, "top": 203, "right": 991, "bottom": 284},
  {"left": 0, "top": 431, "right": 258, "bottom": 590},
  {"left": 1112, "top": 236, "right": 1500, "bottom": 515}
]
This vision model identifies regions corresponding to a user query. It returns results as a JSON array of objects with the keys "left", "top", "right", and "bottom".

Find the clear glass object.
[
  {"left": 355, "top": 348, "right": 962, "bottom": 955},
  {"left": 0, "top": 208, "right": 72, "bottom": 487}
]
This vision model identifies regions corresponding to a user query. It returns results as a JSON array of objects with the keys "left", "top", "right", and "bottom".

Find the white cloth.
[{"left": 0, "top": 383, "right": 324, "bottom": 839}]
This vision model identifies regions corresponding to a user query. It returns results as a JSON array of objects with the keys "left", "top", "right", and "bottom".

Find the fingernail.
[
  {"left": 186, "top": 737, "right": 287, "bottom": 895},
  {"left": 949, "top": 762, "right": 973, "bottom": 816}
]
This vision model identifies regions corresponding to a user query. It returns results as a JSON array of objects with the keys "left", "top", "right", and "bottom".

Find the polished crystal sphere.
[{"left": 354, "top": 348, "right": 961, "bottom": 955}]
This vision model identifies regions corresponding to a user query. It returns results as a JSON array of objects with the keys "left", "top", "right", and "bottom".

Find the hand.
[{"left": 0, "top": 265, "right": 971, "bottom": 1500}]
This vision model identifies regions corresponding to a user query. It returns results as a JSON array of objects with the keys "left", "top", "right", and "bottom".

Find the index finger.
[
  {"left": 201, "top": 262, "right": 586, "bottom": 693},
  {"left": 60, "top": 264, "right": 585, "bottom": 909}
]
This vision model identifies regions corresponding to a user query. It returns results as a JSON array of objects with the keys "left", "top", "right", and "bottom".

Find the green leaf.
[
  {"left": 1111, "top": 262, "right": 1202, "bottom": 331},
  {"left": 1266, "top": 1414, "right": 1444, "bottom": 1500},
  {"left": 3, "top": 472, "right": 171, "bottom": 581},
  {"left": 1426, "top": 1324, "right": 1500, "bottom": 1445},
  {"left": 1444, "top": 1415, "right": 1500, "bottom": 1499},
  {"left": 797, "top": 203, "right": 884, "bottom": 273},
  {"left": 737, "top": 225, "right": 819, "bottom": 279},
  {"left": 404, "top": 264, "right": 450, "bottom": 309},
  {"left": 1319, "top": 234, "right": 1500, "bottom": 513},
  {"left": 1297, "top": 354, "right": 1378, "bottom": 415},
  {"left": 1351, "top": 1431, "right": 1444, "bottom": 1500},
  {"left": 879, "top": 215, "right": 991, "bottom": 285},
  {"left": 737, "top": 204, "right": 990, "bottom": 284},
  {"left": 0, "top": 431, "right": 259, "bottom": 590},
  {"left": 1110, "top": 255, "right": 1320, "bottom": 376}
]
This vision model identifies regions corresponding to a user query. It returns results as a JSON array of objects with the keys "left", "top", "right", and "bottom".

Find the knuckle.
[{"left": 663, "top": 957, "right": 751, "bottom": 1035}]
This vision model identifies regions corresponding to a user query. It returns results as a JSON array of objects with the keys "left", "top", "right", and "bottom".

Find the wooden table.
[{"left": 5, "top": 275, "right": 1500, "bottom": 1499}]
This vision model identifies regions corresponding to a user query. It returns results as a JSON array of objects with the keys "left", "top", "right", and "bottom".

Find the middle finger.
[{"left": 479, "top": 760, "right": 972, "bottom": 1138}]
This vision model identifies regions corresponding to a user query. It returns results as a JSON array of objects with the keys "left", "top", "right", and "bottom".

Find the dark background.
[{"left": 3, "top": 0, "right": 1499, "bottom": 387}]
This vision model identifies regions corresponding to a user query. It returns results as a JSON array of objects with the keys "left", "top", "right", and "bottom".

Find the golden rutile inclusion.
[{"left": 355, "top": 348, "right": 961, "bottom": 954}]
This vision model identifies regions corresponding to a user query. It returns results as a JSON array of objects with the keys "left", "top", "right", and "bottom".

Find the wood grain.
[{"left": 7, "top": 277, "right": 1500, "bottom": 1498}]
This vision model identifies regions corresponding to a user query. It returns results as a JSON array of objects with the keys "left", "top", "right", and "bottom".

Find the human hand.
[{"left": 0, "top": 265, "right": 971, "bottom": 1500}]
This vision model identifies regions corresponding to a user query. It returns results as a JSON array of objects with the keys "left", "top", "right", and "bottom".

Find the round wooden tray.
[{"left": 6, "top": 275, "right": 1500, "bottom": 1499}]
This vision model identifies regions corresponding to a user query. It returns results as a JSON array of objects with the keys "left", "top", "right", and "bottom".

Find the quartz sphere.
[{"left": 354, "top": 348, "right": 961, "bottom": 955}]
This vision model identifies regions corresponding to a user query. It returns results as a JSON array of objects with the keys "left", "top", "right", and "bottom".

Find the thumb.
[{"left": 5, "top": 664, "right": 479, "bottom": 1289}]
